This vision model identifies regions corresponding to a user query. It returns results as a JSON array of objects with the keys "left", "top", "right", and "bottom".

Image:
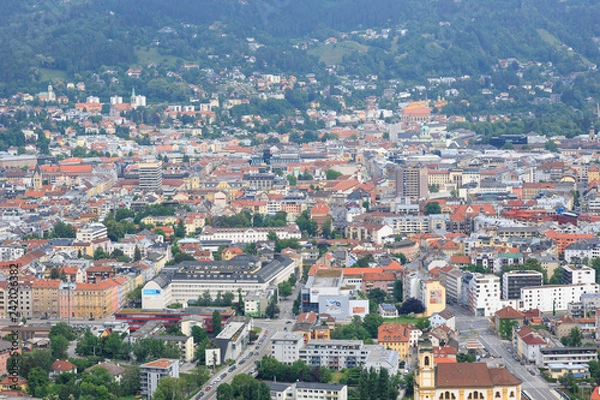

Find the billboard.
[
  {"left": 430, "top": 289, "right": 443, "bottom": 304},
  {"left": 324, "top": 299, "right": 342, "bottom": 314},
  {"left": 143, "top": 289, "right": 161, "bottom": 296}
]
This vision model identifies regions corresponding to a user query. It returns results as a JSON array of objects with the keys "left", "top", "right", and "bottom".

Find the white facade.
[
  {"left": 469, "top": 274, "right": 501, "bottom": 317},
  {"left": 0, "top": 245, "right": 24, "bottom": 261},
  {"left": 438, "top": 267, "right": 463, "bottom": 303},
  {"left": 140, "top": 359, "right": 179, "bottom": 399},
  {"left": 520, "top": 283, "right": 599, "bottom": 313},
  {"left": 562, "top": 265, "right": 596, "bottom": 285},
  {"left": 198, "top": 225, "right": 302, "bottom": 243},
  {"left": 76, "top": 222, "right": 108, "bottom": 242},
  {"left": 271, "top": 332, "right": 304, "bottom": 364}
]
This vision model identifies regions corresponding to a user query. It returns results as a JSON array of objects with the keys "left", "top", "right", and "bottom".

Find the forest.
[{"left": 1, "top": 0, "right": 600, "bottom": 97}]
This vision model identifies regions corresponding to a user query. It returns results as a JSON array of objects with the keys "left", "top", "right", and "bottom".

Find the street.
[{"left": 450, "top": 305, "right": 561, "bottom": 400}]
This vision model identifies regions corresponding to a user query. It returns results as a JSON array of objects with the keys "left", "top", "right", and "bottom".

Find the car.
[
  {"left": 528, "top": 369, "right": 535, "bottom": 376},
  {"left": 228, "top": 366, "right": 236, "bottom": 372},
  {"left": 197, "top": 392, "right": 205, "bottom": 399},
  {"left": 255, "top": 345, "right": 260, "bottom": 350},
  {"left": 215, "top": 377, "right": 221, "bottom": 383},
  {"left": 205, "top": 386, "right": 211, "bottom": 392},
  {"left": 221, "top": 373, "right": 227, "bottom": 379},
  {"left": 249, "top": 351, "right": 254, "bottom": 357},
  {"left": 40, "top": 316, "right": 48, "bottom": 320},
  {"left": 286, "top": 320, "right": 292, "bottom": 324},
  {"left": 239, "top": 359, "right": 246, "bottom": 364}
]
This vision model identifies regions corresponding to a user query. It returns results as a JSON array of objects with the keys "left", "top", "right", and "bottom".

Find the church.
[{"left": 414, "top": 337, "right": 522, "bottom": 400}]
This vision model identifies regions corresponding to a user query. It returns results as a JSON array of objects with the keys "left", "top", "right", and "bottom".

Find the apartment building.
[
  {"left": 32, "top": 279, "right": 60, "bottom": 318},
  {"left": 76, "top": 222, "right": 108, "bottom": 242},
  {"left": 198, "top": 225, "right": 301, "bottom": 243},
  {"left": 502, "top": 270, "right": 543, "bottom": 300},
  {"left": 520, "top": 283, "right": 599, "bottom": 313},
  {"left": 271, "top": 332, "right": 304, "bottom": 365},
  {"left": 140, "top": 359, "right": 179, "bottom": 398}
]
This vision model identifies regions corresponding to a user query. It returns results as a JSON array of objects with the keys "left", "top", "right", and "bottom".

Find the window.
[{"left": 424, "top": 356, "right": 430, "bottom": 366}]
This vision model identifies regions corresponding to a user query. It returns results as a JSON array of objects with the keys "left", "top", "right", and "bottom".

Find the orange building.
[
  {"left": 73, "top": 280, "right": 119, "bottom": 319},
  {"left": 545, "top": 230, "right": 594, "bottom": 257},
  {"left": 378, "top": 323, "right": 421, "bottom": 360}
]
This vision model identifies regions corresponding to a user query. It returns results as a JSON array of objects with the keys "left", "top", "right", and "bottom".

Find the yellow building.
[
  {"left": 420, "top": 280, "right": 446, "bottom": 317},
  {"left": 414, "top": 337, "right": 522, "bottom": 400},
  {"left": 588, "top": 165, "right": 600, "bottom": 185},
  {"left": 141, "top": 215, "right": 180, "bottom": 226},
  {"left": 32, "top": 280, "right": 61, "bottom": 318},
  {"left": 73, "top": 280, "right": 118, "bottom": 319},
  {"left": 377, "top": 323, "right": 418, "bottom": 360}
]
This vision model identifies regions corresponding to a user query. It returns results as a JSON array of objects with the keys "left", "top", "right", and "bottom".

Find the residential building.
[
  {"left": 32, "top": 279, "right": 60, "bottom": 318},
  {"left": 244, "top": 290, "right": 272, "bottom": 317},
  {"left": 76, "top": 223, "right": 108, "bottom": 242},
  {"left": 502, "top": 270, "right": 543, "bottom": 300},
  {"left": 153, "top": 335, "right": 194, "bottom": 362},
  {"left": 469, "top": 274, "right": 501, "bottom": 317},
  {"left": 214, "top": 321, "right": 249, "bottom": 363},
  {"left": 270, "top": 332, "right": 304, "bottom": 365},
  {"left": 562, "top": 265, "right": 596, "bottom": 285},
  {"left": 520, "top": 283, "right": 599, "bottom": 313},
  {"left": 0, "top": 340, "right": 20, "bottom": 377},
  {"left": 50, "top": 359, "right": 76, "bottom": 380},
  {"left": 377, "top": 323, "right": 421, "bottom": 360},
  {"left": 266, "top": 382, "right": 348, "bottom": 400},
  {"left": 419, "top": 280, "right": 446, "bottom": 317},
  {"left": 438, "top": 266, "right": 464, "bottom": 304},
  {"left": 140, "top": 359, "right": 179, "bottom": 399},
  {"left": 396, "top": 165, "right": 428, "bottom": 201},
  {"left": 513, "top": 326, "right": 547, "bottom": 363},
  {"left": 538, "top": 347, "right": 598, "bottom": 368},
  {"left": 198, "top": 225, "right": 301, "bottom": 243}
]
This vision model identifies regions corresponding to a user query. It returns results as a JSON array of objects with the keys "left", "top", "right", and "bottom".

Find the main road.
[{"left": 450, "top": 305, "right": 561, "bottom": 400}]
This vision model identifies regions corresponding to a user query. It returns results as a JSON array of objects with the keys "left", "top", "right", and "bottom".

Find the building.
[
  {"left": 198, "top": 225, "right": 301, "bottom": 244},
  {"left": 538, "top": 347, "right": 598, "bottom": 368},
  {"left": 138, "top": 161, "right": 163, "bottom": 192},
  {"left": 547, "top": 363, "right": 590, "bottom": 379},
  {"left": 140, "top": 359, "right": 179, "bottom": 398},
  {"left": 214, "top": 321, "right": 249, "bottom": 363},
  {"left": 50, "top": 359, "right": 76, "bottom": 380},
  {"left": 439, "top": 266, "right": 464, "bottom": 304},
  {"left": 266, "top": 381, "right": 348, "bottom": 400},
  {"left": 244, "top": 290, "right": 272, "bottom": 317},
  {"left": 520, "top": 283, "right": 599, "bottom": 313},
  {"left": 414, "top": 337, "right": 522, "bottom": 400},
  {"left": 377, "top": 323, "right": 421, "bottom": 360},
  {"left": 153, "top": 335, "right": 194, "bottom": 362},
  {"left": 298, "top": 339, "right": 398, "bottom": 374},
  {"left": 0, "top": 340, "right": 20, "bottom": 377},
  {"left": 76, "top": 222, "right": 108, "bottom": 242},
  {"left": 142, "top": 255, "right": 296, "bottom": 309},
  {"left": 469, "top": 274, "right": 501, "bottom": 317},
  {"left": 395, "top": 165, "right": 428, "bottom": 201},
  {"left": 513, "top": 326, "right": 547, "bottom": 364},
  {"left": 271, "top": 332, "right": 304, "bottom": 365},
  {"left": 562, "top": 265, "right": 596, "bottom": 284},
  {"left": 32, "top": 280, "right": 60, "bottom": 318},
  {"left": 419, "top": 280, "right": 446, "bottom": 317},
  {"left": 502, "top": 271, "right": 543, "bottom": 300}
]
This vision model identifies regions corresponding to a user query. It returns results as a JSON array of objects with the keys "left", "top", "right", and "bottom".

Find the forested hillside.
[{"left": 1, "top": 0, "right": 600, "bottom": 96}]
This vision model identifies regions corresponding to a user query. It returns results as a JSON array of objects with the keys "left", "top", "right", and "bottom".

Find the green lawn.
[
  {"left": 134, "top": 47, "right": 189, "bottom": 67},
  {"left": 38, "top": 67, "right": 68, "bottom": 81},
  {"left": 536, "top": 28, "right": 593, "bottom": 65},
  {"left": 330, "top": 371, "right": 344, "bottom": 383},
  {"left": 384, "top": 316, "right": 428, "bottom": 325},
  {"left": 308, "top": 41, "right": 369, "bottom": 65}
]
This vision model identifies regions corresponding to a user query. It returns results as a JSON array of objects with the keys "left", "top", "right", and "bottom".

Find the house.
[
  {"left": 50, "top": 359, "right": 76, "bottom": 380},
  {"left": 378, "top": 303, "right": 398, "bottom": 318},
  {"left": 85, "top": 362, "right": 126, "bottom": 383},
  {"left": 429, "top": 309, "right": 456, "bottom": 330},
  {"left": 513, "top": 326, "right": 547, "bottom": 363},
  {"left": 493, "top": 306, "right": 525, "bottom": 339}
]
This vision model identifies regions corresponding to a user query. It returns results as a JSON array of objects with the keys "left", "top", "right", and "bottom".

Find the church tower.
[
  {"left": 590, "top": 124, "right": 596, "bottom": 142},
  {"left": 32, "top": 165, "right": 43, "bottom": 191},
  {"left": 414, "top": 336, "right": 436, "bottom": 400}
]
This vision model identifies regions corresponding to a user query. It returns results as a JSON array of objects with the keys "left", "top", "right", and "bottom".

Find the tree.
[
  {"left": 266, "top": 299, "right": 280, "bottom": 318},
  {"left": 286, "top": 174, "right": 297, "bottom": 186},
  {"left": 415, "top": 318, "right": 431, "bottom": 331},
  {"left": 51, "top": 221, "right": 76, "bottom": 238},
  {"left": 367, "top": 288, "right": 386, "bottom": 305},
  {"left": 212, "top": 310, "right": 222, "bottom": 336},
  {"left": 424, "top": 202, "right": 441, "bottom": 215},
  {"left": 50, "top": 322, "right": 76, "bottom": 340},
  {"left": 93, "top": 246, "right": 109, "bottom": 260},
  {"left": 49, "top": 267, "right": 60, "bottom": 279},
  {"left": 558, "top": 371, "right": 578, "bottom": 394},
  {"left": 267, "top": 230, "right": 278, "bottom": 241},
  {"left": 326, "top": 169, "right": 342, "bottom": 180},
  {"left": 498, "top": 319, "right": 518, "bottom": 340},
  {"left": 217, "top": 383, "right": 234, "bottom": 400},
  {"left": 119, "top": 365, "right": 141, "bottom": 397},
  {"left": 134, "top": 246, "right": 142, "bottom": 261},
  {"left": 278, "top": 281, "right": 293, "bottom": 298},
  {"left": 153, "top": 377, "right": 185, "bottom": 400},
  {"left": 545, "top": 140, "right": 559, "bottom": 153},
  {"left": 28, "top": 367, "right": 50, "bottom": 398},
  {"left": 561, "top": 326, "right": 583, "bottom": 347},
  {"left": 393, "top": 280, "right": 403, "bottom": 303},
  {"left": 398, "top": 298, "right": 426, "bottom": 315},
  {"left": 363, "top": 313, "right": 384, "bottom": 338},
  {"left": 321, "top": 218, "right": 332, "bottom": 239},
  {"left": 50, "top": 334, "right": 69, "bottom": 359}
]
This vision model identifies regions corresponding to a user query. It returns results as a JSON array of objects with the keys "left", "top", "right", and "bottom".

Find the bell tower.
[
  {"left": 414, "top": 336, "right": 436, "bottom": 400},
  {"left": 32, "top": 165, "right": 43, "bottom": 191}
]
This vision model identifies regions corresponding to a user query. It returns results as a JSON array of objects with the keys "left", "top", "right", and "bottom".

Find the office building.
[
  {"left": 395, "top": 164, "right": 428, "bottom": 201},
  {"left": 502, "top": 270, "right": 543, "bottom": 300},
  {"left": 139, "top": 161, "right": 163, "bottom": 192}
]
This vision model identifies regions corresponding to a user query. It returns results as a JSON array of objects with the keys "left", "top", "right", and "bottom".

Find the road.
[
  {"left": 200, "top": 288, "right": 300, "bottom": 399},
  {"left": 450, "top": 305, "right": 561, "bottom": 400}
]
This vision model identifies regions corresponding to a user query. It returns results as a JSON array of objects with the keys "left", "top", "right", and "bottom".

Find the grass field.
[
  {"left": 308, "top": 41, "right": 369, "bottom": 65},
  {"left": 134, "top": 47, "right": 189, "bottom": 67},
  {"left": 383, "top": 316, "right": 428, "bottom": 325},
  {"left": 537, "top": 28, "right": 593, "bottom": 65},
  {"left": 38, "top": 67, "right": 68, "bottom": 81}
]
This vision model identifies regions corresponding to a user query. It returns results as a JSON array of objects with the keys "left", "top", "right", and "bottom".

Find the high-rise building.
[
  {"left": 139, "top": 161, "right": 163, "bottom": 192},
  {"left": 502, "top": 270, "right": 543, "bottom": 300},
  {"left": 395, "top": 164, "right": 428, "bottom": 200},
  {"left": 140, "top": 359, "right": 179, "bottom": 398}
]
